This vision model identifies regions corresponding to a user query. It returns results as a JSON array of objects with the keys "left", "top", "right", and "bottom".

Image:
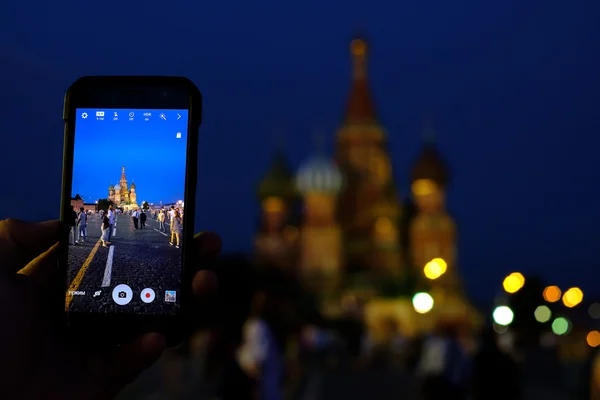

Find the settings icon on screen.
[{"left": 81, "top": 112, "right": 88, "bottom": 119}]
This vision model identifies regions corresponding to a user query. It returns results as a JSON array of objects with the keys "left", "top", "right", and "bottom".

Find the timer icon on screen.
[{"left": 140, "top": 288, "right": 156, "bottom": 303}]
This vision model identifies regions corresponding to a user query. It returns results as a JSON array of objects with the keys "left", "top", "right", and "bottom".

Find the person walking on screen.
[
  {"left": 76, "top": 207, "right": 87, "bottom": 243},
  {"left": 170, "top": 210, "right": 182, "bottom": 248},
  {"left": 140, "top": 209, "right": 147, "bottom": 228},
  {"left": 132, "top": 208, "right": 139, "bottom": 229},
  {"left": 69, "top": 206, "right": 77, "bottom": 245},
  {"left": 107, "top": 205, "right": 115, "bottom": 241},
  {"left": 158, "top": 209, "right": 166, "bottom": 232},
  {"left": 101, "top": 212, "right": 111, "bottom": 247}
]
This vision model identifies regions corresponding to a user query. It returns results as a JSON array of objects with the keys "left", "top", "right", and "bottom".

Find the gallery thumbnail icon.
[{"left": 165, "top": 290, "right": 176, "bottom": 303}]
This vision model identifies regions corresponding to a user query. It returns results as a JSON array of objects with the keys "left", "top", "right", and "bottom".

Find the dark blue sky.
[
  {"left": 72, "top": 109, "right": 188, "bottom": 205},
  {"left": 3, "top": 0, "right": 600, "bottom": 301}
]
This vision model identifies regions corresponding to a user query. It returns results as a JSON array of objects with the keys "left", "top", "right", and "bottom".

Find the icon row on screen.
[{"left": 109, "top": 284, "right": 176, "bottom": 306}]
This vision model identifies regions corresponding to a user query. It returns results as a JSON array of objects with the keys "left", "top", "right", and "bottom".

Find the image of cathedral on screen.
[
  {"left": 108, "top": 166, "right": 139, "bottom": 210},
  {"left": 254, "top": 36, "right": 479, "bottom": 336}
]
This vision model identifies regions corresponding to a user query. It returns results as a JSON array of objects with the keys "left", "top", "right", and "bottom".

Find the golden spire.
[{"left": 343, "top": 35, "right": 377, "bottom": 125}]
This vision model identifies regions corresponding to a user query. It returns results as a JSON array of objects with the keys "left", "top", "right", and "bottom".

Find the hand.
[{"left": 0, "top": 218, "right": 222, "bottom": 400}]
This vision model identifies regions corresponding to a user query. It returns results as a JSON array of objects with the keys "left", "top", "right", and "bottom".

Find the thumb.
[{"left": 18, "top": 242, "right": 59, "bottom": 291}]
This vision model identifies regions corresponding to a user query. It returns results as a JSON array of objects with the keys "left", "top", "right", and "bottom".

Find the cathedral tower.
[
  {"left": 254, "top": 151, "right": 298, "bottom": 267},
  {"left": 409, "top": 125, "right": 458, "bottom": 289},
  {"left": 296, "top": 134, "right": 343, "bottom": 292},
  {"left": 335, "top": 36, "right": 402, "bottom": 275}
]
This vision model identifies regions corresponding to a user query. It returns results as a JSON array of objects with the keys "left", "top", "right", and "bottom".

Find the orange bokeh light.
[
  {"left": 543, "top": 286, "right": 561, "bottom": 303},
  {"left": 587, "top": 331, "right": 600, "bottom": 347}
]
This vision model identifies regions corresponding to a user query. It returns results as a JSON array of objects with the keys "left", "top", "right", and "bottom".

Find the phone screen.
[{"left": 65, "top": 108, "right": 189, "bottom": 316}]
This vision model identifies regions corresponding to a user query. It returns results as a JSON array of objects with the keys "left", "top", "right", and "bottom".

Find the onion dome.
[
  {"left": 296, "top": 157, "right": 343, "bottom": 195},
  {"left": 130, "top": 182, "right": 136, "bottom": 189},
  {"left": 114, "top": 184, "right": 121, "bottom": 190},
  {"left": 411, "top": 144, "right": 448, "bottom": 188},
  {"left": 108, "top": 184, "right": 114, "bottom": 191},
  {"left": 258, "top": 152, "right": 295, "bottom": 200}
]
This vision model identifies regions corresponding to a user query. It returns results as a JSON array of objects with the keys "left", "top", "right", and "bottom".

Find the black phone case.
[{"left": 59, "top": 76, "right": 202, "bottom": 347}]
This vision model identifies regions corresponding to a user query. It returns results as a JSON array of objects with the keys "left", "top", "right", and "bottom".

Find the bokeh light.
[
  {"left": 589, "top": 303, "right": 600, "bottom": 319},
  {"left": 587, "top": 331, "right": 600, "bottom": 347},
  {"left": 412, "top": 292, "right": 434, "bottom": 314},
  {"left": 543, "top": 286, "right": 562, "bottom": 303},
  {"left": 502, "top": 272, "right": 525, "bottom": 294},
  {"left": 534, "top": 305, "right": 552, "bottom": 323},
  {"left": 551, "top": 317, "right": 571, "bottom": 335},
  {"left": 493, "top": 306, "right": 514, "bottom": 326},
  {"left": 423, "top": 258, "right": 447, "bottom": 280},
  {"left": 562, "top": 287, "right": 583, "bottom": 308}
]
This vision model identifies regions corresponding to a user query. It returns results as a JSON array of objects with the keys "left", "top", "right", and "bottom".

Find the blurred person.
[
  {"left": 158, "top": 209, "right": 166, "bottom": 232},
  {"left": 226, "top": 282, "right": 291, "bottom": 400},
  {"left": 471, "top": 327, "right": 521, "bottom": 400},
  {"left": 77, "top": 206, "right": 87, "bottom": 242},
  {"left": 101, "top": 212, "right": 111, "bottom": 247},
  {"left": 170, "top": 210, "right": 182, "bottom": 248},
  {"left": 0, "top": 218, "right": 222, "bottom": 399},
  {"left": 69, "top": 205, "right": 77, "bottom": 245},
  {"left": 132, "top": 208, "right": 139, "bottom": 229},
  {"left": 107, "top": 205, "right": 115, "bottom": 240},
  {"left": 140, "top": 209, "right": 147, "bottom": 228},
  {"left": 417, "top": 322, "right": 471, "bottom": 400}
]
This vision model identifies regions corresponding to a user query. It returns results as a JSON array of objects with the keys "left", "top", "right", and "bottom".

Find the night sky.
[{"left": 3, "top": 0, "right": 600, "bottom": 302}]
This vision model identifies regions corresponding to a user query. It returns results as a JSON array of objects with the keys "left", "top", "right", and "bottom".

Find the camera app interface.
[{"left": 65, "top": 109, "right": 189, "bottom": 315}]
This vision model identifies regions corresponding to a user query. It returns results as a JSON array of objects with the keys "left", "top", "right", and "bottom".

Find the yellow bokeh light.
[
  {"left": 543, "top": 286, "right": 561, "bottom": 303},
  {"left": 411, "top": 179, "right": 437, "bottom": 197},
  {"left": 502, "top": 272, "right": 525, "bottom": 294},
  {"left": 263, "top": 196, "right": 284, "bottom": 213},
  {"left": 350, "top": 39, "right": 366, "bottom": 56},
  {"left": 562, "top": 287, "right": 584, "bottom": 308},
  {"left": 423, "top": 258, "right": 447, "bottom": 280},
  {"left": 587, "top": 331, "right": 600, "bottom": 348}
]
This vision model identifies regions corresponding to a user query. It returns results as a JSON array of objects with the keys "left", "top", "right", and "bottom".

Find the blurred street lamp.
[
  {"left": 423, "top": 258, "right": 447, "bottom": 280},
  {"left": 543, "top": 286, "right": 561, "bottom": 303},
  {"left": 502, "top": 272, "right": 525, "bottom": 294},
  {"left": 493, "top": 306, "right": 514, "bottom": 326},
  {"left": 412, "top": 292, "right": 434, "bottom": 314},
  {"left": 562, "top": 287, "right": 583, "bottom": 308}
]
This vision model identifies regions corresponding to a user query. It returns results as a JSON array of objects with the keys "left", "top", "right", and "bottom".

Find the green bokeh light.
[
  {"left": 534, "top": 305, "right": 552, "bottom": 323},
  {"left": 552, "top": 317, "right": 570, "bottom": 335}
]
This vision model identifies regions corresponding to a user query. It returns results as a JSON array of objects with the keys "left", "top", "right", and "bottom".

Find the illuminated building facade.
[
  {"left": 255, "top": 36, "right": 477, "bottom": 334},
  {"left": 108, "top": 166, "right": 138, "bottom": 210}
]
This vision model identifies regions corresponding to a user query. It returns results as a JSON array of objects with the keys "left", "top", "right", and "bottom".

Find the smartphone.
[{"left": 59, "top": 76, "right": 202, "bottom": 345}]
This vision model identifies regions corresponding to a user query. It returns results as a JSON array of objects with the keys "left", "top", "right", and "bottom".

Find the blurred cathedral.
[
  {"left": 255, "top": 36, "right": 479, "bottom": 335},
  {"left": 108, "top": 166, "right": 138, "bottom": 210}
]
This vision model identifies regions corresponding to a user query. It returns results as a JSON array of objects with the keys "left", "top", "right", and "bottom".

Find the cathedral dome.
[
  {"left": 258, "top": 152, "right": 295, "bottom": 200},
  {"left": 114, "top": 184, "right": 121, "bottom": 190},
  {"left": 130, "top": 182, "right": 136, "bottom": 189},
  {"left": 108, "top": 184, "right": 114, "bottom": 190},
  {"left": 411, "top": 144, "right": 448, "bottom": 188},
  {"left": 296, "top": 157, "right": 343, "bottom": 195}
]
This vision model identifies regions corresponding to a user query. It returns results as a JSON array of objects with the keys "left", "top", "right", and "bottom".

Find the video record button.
[
  {"left": 140, "top": 288, "right": 155, "bottom": 303},
  {"left": 112, "top": 284, "right": 133, "bottom": 305}
]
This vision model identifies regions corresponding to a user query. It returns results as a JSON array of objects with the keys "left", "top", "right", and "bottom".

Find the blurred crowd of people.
[{"left": 118, "top": 261, "right": 599, "bottom": 400}]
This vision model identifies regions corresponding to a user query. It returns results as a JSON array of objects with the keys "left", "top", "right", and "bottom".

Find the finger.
[
  {"left": 0, "top": 219, "right": 60, "bottom": 273},
  {"left": 17, "top": 242, "right": 59, "bottom": 290},
  {"left": 101, "top": 333, "right": 166, "bottom": 394},
  {"left": 192, "top": 231, "right": 222, "bottom": 263},
  {"left": 192, "top": 269, "right": 218, "bottom": 298}
]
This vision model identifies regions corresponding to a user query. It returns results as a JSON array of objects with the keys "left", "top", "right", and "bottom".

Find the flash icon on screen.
[{"left": 176, "top": 132, "right": 182, "bottom": 139}]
